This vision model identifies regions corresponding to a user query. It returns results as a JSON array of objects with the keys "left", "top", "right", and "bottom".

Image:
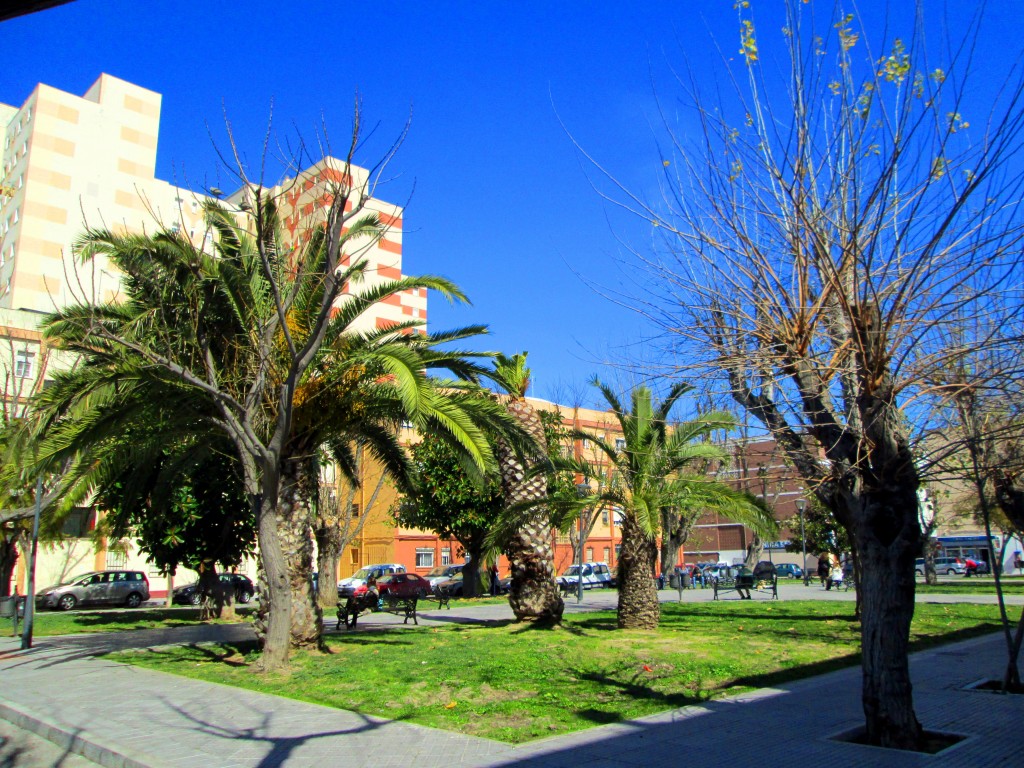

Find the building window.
[
  {"left": 603, "top": 547, "right": 610, "bottom": 562},
  {"left": 586, "top": 547, "right": 594, "bottom": 562},
  {"left": 615, "top": 438, "right": 626, "bottom": 451},
  {"left": 415, "top": 548, "right": 434, "bottom": 568},
  {"left": 441, "top": 548, "right": 451, "bottom": 565},
  {"left": 62, "top": 507, "right": 95, "bottom": 538},
  {"left": 15, "top": 350, "right": 34, "bottom": 378},
  {"left": 601, "top": 509, "right": 609, "bottom": 525},
  {"left": 350, "top": 548, "right": 360, "bottom": 565},
  {"left": 105, "top": 549, "right": 127, "bottom": 569},
  {"left": 351, "top": 503, "right": 360, "bottom": 518}
]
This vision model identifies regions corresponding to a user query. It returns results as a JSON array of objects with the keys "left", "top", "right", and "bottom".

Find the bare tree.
[
  {"left": 584, "top": 1, "right": 1024, "bottom": 748},
  {"left": 930, "top": 309, "right": 1024, "bottom": 690}
]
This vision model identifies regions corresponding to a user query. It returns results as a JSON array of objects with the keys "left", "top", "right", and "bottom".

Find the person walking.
[
  {"left": 489, "top": 564, "right": 500, "bottom": 596},
  {"left": 817, "top": 556, "right": 830, "bottom": 588},
  {"left": 830, "top": 560, "right": 844, "bottom": 590}
]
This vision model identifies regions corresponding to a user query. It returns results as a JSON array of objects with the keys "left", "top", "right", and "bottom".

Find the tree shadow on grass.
[{"left": 571, "top": 667, "right": 707, "bottom": 710}]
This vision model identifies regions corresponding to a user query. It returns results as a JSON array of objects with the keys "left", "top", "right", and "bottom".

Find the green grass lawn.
[
  {"left": 110, "top": 601, "right": 1004, "bottom": 743},
  {"left": 3, "top": 607, "right": 254, "bottom": 638},
  {"left": 915, "top": 578, "right": 1024, "bottom": 595}
]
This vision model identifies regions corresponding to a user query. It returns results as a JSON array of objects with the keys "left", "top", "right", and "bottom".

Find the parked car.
[
  {"left": 422, "top": 564, "right": 464, "bottom": 588},
  {"left": 338, "top": 564, "right": 405, "bottom": 598},
  {"left": 774, "top": 563, "right": 803, "bottom": 579},
  {"left": 558, "top": 562, "right": 616, "bottom": 590},
  {"left": 172, "top": 573, "right": 255, "bottom": 605},
  {"left": 435, "top": 572, "right": 464, "bottom": 597},
  {"left": 377, "top": 573, "right": 432, "bottom": 599},
  {"left": 915, "top": 557, "right": 966, "bottom": 576},
  {"left": 36, "top": 570, "right": 150, "bottom": 611}
]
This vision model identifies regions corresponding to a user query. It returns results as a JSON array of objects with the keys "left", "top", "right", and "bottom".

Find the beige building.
[
  {"left": 1, "top": 74, "right": 428, "bottom": 598},
  {"left": 0, "top": 74, "right": 210, "bottom": 312}
]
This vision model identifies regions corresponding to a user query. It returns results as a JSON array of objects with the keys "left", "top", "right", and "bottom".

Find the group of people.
[{"left": 816, "top": 554, "right": 847, "bottom": 590}]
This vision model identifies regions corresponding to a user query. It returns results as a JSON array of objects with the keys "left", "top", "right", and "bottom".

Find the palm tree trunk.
[
  {"left": 616, "top": 515, "right": 660, "bottom": 629},
  {"left": 254, "top": 487, "right": 292, "bottom": 671},
  {"left": 279, "top": 457, "right": 321, "bottom": 650},
  {"left": 496, "top": 399, "right": 563, "bottom": 622}
]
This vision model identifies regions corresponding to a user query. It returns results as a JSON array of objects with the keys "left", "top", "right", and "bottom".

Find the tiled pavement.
[{"left": 1, "top": 591, "right": 1022, "bottom": 767}]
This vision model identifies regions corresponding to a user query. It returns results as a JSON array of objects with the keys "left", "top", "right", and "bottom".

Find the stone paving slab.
[{"left": 1, "top": 600, "right": 1022, "bottom": 767}]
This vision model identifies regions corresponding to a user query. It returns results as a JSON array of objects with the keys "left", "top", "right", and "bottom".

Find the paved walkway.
[{"left": 1, "top": 594, "right": 1022, "bottom": 767}]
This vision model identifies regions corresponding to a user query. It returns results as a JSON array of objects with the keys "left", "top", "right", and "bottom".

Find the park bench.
[
  {"left": 712, "top": 573, "right": 778, "bottom": 600},
  {"left": 426, "top": 587, "right": 452, "bottom": 609},
  {"left": 378, "top": 594, "right": 419, "bottom": 624},
  {"left": 336, "top": 593, "right": 420, "bottom": 630}
]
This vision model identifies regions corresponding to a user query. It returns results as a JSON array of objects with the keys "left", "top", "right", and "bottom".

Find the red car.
[{"left": 377, "top": 573, "right": 432, "bottom": 599}]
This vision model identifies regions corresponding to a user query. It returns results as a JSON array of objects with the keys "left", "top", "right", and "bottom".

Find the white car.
[{"left": 558, "top": 562, "right": 615, "bottom": 590}]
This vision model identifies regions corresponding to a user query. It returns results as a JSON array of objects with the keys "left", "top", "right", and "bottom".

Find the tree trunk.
[
  {"left": 743, "top": 534, "right": 764, "bottom": 570},
  {"left": 616, "top": 515, "right": 660, "bottom": 629},
  {"left": 196, "top": 567, "right": 220, "bottom": 620},
  {"left": 495, "top": 397, "right": 563, "bottom": 622},
  {"left": 0, "top": 537, "right": 18, "bottom": 597},
  {"left": 924, "top": 540, "right": 938, "bottom": 586},
  {"left": 506, "top": 516, "right": 563, "bottom": 622},
  {"left": 852, "top": 496, "right": 923, "bottom": 750},
  {"left": 659, "top": 508, "right": 691, "bottom": 578},
  {"left": 279, "top": 457, "right": 321, "bottom": 650},
  {"left": 255, "top": 482, "right": 292, "bottom": 672},
  {"left": 315, "top": 525, "right": 342, "bottom": 614},
  {"left": 462, "top": 538, "right": 486, "bottom": 598}
]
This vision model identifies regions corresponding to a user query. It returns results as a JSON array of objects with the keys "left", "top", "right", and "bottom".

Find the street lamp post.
[
  {"left": 575, "top": 483, "right": 590, "bottom": 604},
  {"left": 796, "top": 498, "right": 808, "bottom": 586},
  {"left": 20, "top": 475, "right": 42, "bottom": 650}
]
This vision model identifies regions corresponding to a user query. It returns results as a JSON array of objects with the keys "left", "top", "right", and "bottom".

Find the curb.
[{"left": 0, "top": 697, "right": 171, "bottom": 768}]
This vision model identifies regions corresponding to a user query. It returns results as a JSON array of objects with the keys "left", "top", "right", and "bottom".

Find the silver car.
[{"left": 36, "top": 570, "right": 150, "bottom": 611}]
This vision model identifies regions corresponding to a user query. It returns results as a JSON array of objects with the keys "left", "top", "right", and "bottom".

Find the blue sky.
[{"left": 5, "top": 1, "right": 1020, "bottom": 406}]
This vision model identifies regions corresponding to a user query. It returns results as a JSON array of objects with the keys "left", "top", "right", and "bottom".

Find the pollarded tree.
[
  {"left": 489, "top": 353, "right": 563, "bottom": 622},
  {"left": 589, "top": 1, "right": 1024, "bottom": 746},
  {"left": 567, "top": 380, "right": 775, "bottom": 629}
]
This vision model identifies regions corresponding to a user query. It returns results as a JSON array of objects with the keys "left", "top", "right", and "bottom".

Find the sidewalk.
[{"left": 1, "top": 607, "right": 1022, "bottom": 767}]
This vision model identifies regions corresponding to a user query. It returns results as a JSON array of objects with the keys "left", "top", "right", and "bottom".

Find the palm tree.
[
  {"left": 25, "top": 197, "right": 512, "bottom": 662},
  {"left": 490, "top": 353, "right": 563, "bottom": 623},
  {"left": 567, "top": 380, "right": 776, "bottom": 629},
  {"left": 280, "top": 321, "right": 516, "bottom": 645}
]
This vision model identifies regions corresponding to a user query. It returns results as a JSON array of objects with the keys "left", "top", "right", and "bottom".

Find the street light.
[
  {"left": 796, "top": 498, "right": 809, "bottom": 586},
  {"left": 575, "top": 483, "right": 590, "bottom": 604},
  {"left": 20, "top": 475, "right": 42, "bottom": 650}
]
